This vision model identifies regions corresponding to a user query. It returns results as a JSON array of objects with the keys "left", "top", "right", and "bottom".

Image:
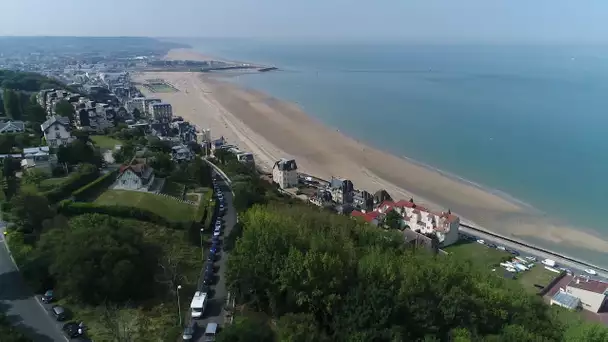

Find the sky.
[{"left": 1, "top": 0, "right": 607, "bottom": 43}]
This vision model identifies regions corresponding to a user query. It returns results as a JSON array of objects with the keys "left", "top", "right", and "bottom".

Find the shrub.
[
  {"left": 42, "top": 164, "right": 99, "bottom": 203},
  {"left": 57, "top": 200, "right": 191, "bottom": 230},
  {"left": 72, "top": 169, "right": 118, "bottom": 201}
]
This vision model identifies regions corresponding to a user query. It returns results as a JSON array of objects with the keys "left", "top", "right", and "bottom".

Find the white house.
[
  {"left": 565, "top": 277, "right": 608, "bottom": 313},
  {"left": 272, "top": 158, "right": 298, "bottom": 189},
  {"left": 373, "top": 199, "right": 460, "bottom": 247},
  {"left": 114, "top": 163, "right": 156, "bottom": 192},
  {"left": 0, "top": 121, "right": 25, "bottom": 134},
  {"left": 41, "top": 116, "right": 74, "bottom": 148}
]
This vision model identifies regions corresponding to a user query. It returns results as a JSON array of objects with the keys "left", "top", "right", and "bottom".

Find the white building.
[
  {"left": 272, "top": 158, "right": 298, "bottom": 189},
  {"left": 149, "top": 102, "right": 173, "bottom": 123},
  {"left": 114, "top": 163, "right": 156, "bottom": 192},
  {"left": 374, "top": 199, "right": 460, "bottom": 247},
  {"left": 41, "top": 116, "right": 74, "bottom": 148},
  {"left": 565, "top": 277, "right": 608, "bottom": 313}
]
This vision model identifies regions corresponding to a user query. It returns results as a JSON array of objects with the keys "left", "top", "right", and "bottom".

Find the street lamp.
[{"left": 176, "top": 285, "right": 183, "bottom": 327}]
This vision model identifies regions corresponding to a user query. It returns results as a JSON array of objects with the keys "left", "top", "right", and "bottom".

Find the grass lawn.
[
  {"left": 162, "top": 180, "right": 186, "bottom": 199},
  {"left": 56, "top": 220, "right": 200, "bottom": 341},
  {"left": 145, "top": 82, "right": 177, "bottom": 93},
  {"left": 518, "top": 264, "right": 560, "bottom": 293},
  {"left": 91, "top": 135, "right": 122, "bottom": 150},
  {"left": 95, "top": 189, "right": 196, "bottom": 222},
  {"left": 37, "top": 176, "right": 69, "bottom": 192},
  {"left": 445, "top": 241, "right": 512, "bottom": 269}
]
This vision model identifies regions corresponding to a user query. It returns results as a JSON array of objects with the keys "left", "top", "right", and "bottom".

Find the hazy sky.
[{"left": 1, "top": 0, "right": 607, "bottom": 43}]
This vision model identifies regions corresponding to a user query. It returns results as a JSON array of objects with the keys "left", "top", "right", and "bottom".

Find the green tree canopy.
[
  {"left": 3, "top": 89, "right": 21, "bottom": 120},
  {"left": 383, "top": 209, "right": 402, "bottom": 229},
  {"left": 57, "top": 140, "right": 103, "bottom": 167},
  {"left": 37, "top": 214, "right": 156, "bottom": 304},
  {"left": 9, "top": 192, "right": 54, "bottom": 234},
  {"left": 216, "top": 316, "right": 275, "bottom": 342},
  {"left": 225, "top": 204, "right": 606, "bottom": 342},
  {"left": 54, "top": 100, "right": 75, "bottom": 123}
]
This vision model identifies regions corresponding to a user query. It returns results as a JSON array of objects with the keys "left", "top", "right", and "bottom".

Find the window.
[{"left": 55, "top": 125, "right": 60, "bottom": 131}]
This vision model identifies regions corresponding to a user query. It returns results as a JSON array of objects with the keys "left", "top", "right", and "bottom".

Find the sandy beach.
[{"left": 133, "top": 49, "right": 608, "bottom": 256}]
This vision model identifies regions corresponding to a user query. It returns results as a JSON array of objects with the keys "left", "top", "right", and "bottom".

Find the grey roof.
[
  {"left": 41, "top": 116, "right": 70, "bottom": 131},
  {"left": 552, "top": 291, "right": 581, "bottom": 309},
  {"left": 0, "top": 121, "right": 25, "bottom": 133},
  {"left": 23, "top": 146, "right": 50, "bottom": 155}
]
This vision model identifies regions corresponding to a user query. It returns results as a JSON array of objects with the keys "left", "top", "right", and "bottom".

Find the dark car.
[
  {"left": 487, "top": 243, "right": 497, "bottom": 248},
  {"left": 508, "top": 249, "right": 520, "bottom": 256},
  {"left": 207, "top": 253, "right": 215, "bottom": 262},
  {"left": 62, "top": 322, "right": 83, "bottom": 338},
  {"left": 183, "top": 320, "right": 197, "bottom": 341},
  {"left": 52, "top": 305, "right": 67, "bottom": 321},
  {"left": 41, "top": 290, "right": 54, "bottom": 303},
  {"left": 203, "top": 272, "right": 213, "bottom": 286},
  {"left": 210, "top": 246, "right": 218, "bottom": 254}
]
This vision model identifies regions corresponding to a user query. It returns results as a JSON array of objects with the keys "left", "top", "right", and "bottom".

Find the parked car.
[
  {"left": 213, "top": 230, "right": 221, "bottom": 237},
  {"left": 207, "top": 253, "right": 215, "bottom": 262},
  {"left": 496, "top": 246, "right": 506, "bottom": 251},
  {"left": 585, "top": 268, "right": 597, "bottom": 275},
  {"left": 203, "top": 272, "right": 213, "bottom": 285},
  {"left": 62, "top": 322, "right": 83, "bottom": 339},
  {"left": 52, "top": 305, "right": 67, "bottom": 321},
  {"left": 476, "top": 239, "right": 485, "bottom": 244},
  {"left": 204, "top": 322, "right": 218, "bottom": 342},
  {"left": 41, "top": 290, "right": 54, "bottom": 303},
  {"left": 183, "top": 320, "right": 197, "bottom": 341},
  {"left": 487, "top": 243, "right": 496, "bottom": 248}
]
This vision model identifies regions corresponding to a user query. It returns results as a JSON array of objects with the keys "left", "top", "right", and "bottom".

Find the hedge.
[
  {"left": 72, "top": 169, "right": 118, "bottom": 201},
  {"left": 43, "top": 167, "right": 100, "bottom": 203},
  {"left": 57, "top": 200, "right": 192, "bottom": 230}
]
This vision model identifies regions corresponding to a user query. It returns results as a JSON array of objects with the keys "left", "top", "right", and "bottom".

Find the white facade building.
[
  {"left": 272, "top": 158, "right": 298, "bottom": 189},
  {"left": 374, "top": 200, "right": 460, "bottom": 247},
  {"left": 565, "top": 277, "right": 608, "bottom": 313},
  {"left": 41, "top": 116, "right": 74, "bottom": 148},
  {"left": 114, "top": 163, "right": 156, "bottom": 192}
]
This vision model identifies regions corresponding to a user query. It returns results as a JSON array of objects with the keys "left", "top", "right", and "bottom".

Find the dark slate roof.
[
  {"left": 0, "top": 121, "right": 25, "bottom": 132},
  {"left": 274, "top": 158, "right": 297, "bottom": 171}
]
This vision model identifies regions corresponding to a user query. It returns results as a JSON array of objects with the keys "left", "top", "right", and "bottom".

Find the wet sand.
[{"left": 132, "top": 49, "right": 608, "bottom": 259}]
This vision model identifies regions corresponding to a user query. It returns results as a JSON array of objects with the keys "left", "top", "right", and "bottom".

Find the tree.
[
  {"left": 277, "top": 313, "right": 328, "bottom": 342},
  {"left": 3, "top": 89, "right": 21, "bottom": 120},
  {"left": 150, "top": 152, "right": 174, "bottom": 177},
  {"left": 563, "top": 322, "right": 608, "bottom": 342},
  {"left": 23, "top": 102, "right": 47, "bottom": 125},
  {"left": 21, "top": 168, "right": 49, "bottom": 187},
  {"left": 0, "top": 313, "right": 31, "bottom": 342},
  {"left": 232, "top": 181, "right": 266, "bottom": 212},
  {"left": 38, "top": 214, "right": 156, "bottom": 304},
  {"left": 186, "top": 158, "right": 212, "bottom": 186},
  {"left": 131, "top": 108, "right": 142, "bottom": 120},
  {"left": 214, "top": 149, "right": 234, "bottom": 165},
  {"left": 384, "top": 209, "right": 402, "bottom": 229},
  {"left": 9, "top": 192, "right": 54, "bottom": 234},
  {"left": 57, "top": 140, "right": 102, "bottom": 167},
  {"left": 216, "top": 316, "right": 275, "bottom": 342},
  {"left": 54, "top": 100, "right": 75, "bottom": 123}
]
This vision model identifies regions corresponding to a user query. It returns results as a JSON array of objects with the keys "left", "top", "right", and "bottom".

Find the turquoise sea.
[{"left": 172, "top": 38, "right": 608, "bottom": 262}]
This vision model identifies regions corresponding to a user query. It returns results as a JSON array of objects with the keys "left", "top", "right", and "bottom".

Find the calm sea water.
[{"left": 174, "top": 38, "right": 608, "bottom": 244}]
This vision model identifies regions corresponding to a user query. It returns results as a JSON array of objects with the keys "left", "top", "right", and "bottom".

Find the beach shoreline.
[{"left": 134, "top": 48, "right": 608, "bottom": 265}]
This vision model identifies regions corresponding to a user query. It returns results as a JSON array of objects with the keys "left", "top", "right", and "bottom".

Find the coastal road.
[
  {"left": 193, "top": 169, "right": 237, "bottom": 341},
  {"left": 459, "top": 226, "right": 608, "bottom": 281},
  {"left": 0, "top": 223, "right": 68, "bottom": 342}
]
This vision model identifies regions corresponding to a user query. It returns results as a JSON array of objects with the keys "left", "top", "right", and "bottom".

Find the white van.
[
  {"left": 190, "top": 291, "right": 208, "bottom": 319},
  {"left": 204, "top": 322, "right": 218, "bottom": 341}
]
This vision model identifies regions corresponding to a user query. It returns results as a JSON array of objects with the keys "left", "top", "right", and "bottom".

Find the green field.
[
  {"left": 95, "top": 189, "right": 196, "bottom": 222},
  {"left": 518, "top": 264, "right": 560, "bottom": 293},
  {"left": 445, "top": 241, "right": 512, "bottom": 268},
  {"left": 91, "top": 135, "right": 122, "bottom": 150},
  {"left": 145, "top": 82, "right": 177, "bottom": 93}
]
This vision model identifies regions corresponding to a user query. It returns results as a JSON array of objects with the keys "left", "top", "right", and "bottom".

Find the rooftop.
[
  {"left": 552, "top": 291, "right": 581, "bottom": 310},
  {"left": 567, "top": 277, "right": 608, "bottom": 295},
  {"left": 275, "top": 158, "right": 297, "bottom": 171}
]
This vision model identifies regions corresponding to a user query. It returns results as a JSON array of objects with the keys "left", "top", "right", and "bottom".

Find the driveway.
[
  {"left": 0, "top": 224, "right": 68, "bottom": 341},
  {"left": 192, "top": 170, "right": 237, "bottom": 340}
]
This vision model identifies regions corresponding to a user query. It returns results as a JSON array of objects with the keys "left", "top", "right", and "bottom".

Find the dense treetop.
[
  {"left": 225, "top": 203, "right": 608, "bottom": 342},
  {"left": 0, "top": 70, "right": 65, "bottom": 92}
]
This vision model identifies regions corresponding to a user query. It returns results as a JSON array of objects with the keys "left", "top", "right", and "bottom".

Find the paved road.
[
  {"left": 459, "top": 227, "right": 608, "bottom": 282},
  {"left": 191, "top": 170, "right": 237, "bottom": 341},
  {"left": 0, "top": 224, "right": 68, "bottom": 342}
]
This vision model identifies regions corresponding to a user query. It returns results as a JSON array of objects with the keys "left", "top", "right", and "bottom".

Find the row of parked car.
[
  {"left": 183, "top": 176, "right": 225, "bottom": 341},
  {"left": 40, "top": 290, "right": 86, "bottom": 339}
]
